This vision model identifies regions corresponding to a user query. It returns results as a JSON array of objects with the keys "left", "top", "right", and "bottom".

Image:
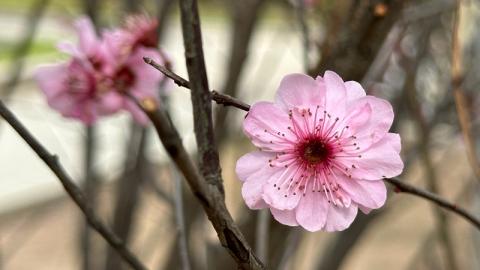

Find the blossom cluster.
[
  {"left": 236, "top": 72, "right": 403, "bottom": 232},
  {"left": 36, "top": 15, "right": 168, "bottom": 125}
]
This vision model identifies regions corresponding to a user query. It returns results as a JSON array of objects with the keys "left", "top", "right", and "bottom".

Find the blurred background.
[{"left": 1, "top": 0, "right": 480, "bottom": 269}]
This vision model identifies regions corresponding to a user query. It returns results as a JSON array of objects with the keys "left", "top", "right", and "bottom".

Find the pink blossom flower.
[
  {"left": 35, "top": 15, "right": 168, "bottom": 125},
  {"left": 35, "top": 59, "right": 121, "bottom": 125},
  {"left": 36, "top": 17, "right": 121, "bottom": 125},
  {"left": 236, "top": 72, "right": 403, "bottom": 232},
  {"left": 105, "top": 46, "right": 166, "bottom": 124}
]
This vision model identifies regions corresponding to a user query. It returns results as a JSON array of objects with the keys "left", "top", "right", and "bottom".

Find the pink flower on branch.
[
  {"left": 35, "top": 15, "right": 168, "bottom": 125},
  {"left": 236, "top": 72, "right": 403, "bottom": 232}
]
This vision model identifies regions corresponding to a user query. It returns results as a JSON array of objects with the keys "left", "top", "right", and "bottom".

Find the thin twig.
[
  {"left": 143, "top": 57, "right": 250, "bottom": 111},
  {"left": 450, "top": 0, "right": 480, "bottom": 180},
  {"left": 385, "top": 178, "right": 480, "bottom": 229},
  {"left": 403, "top": 26, "right": 458, "bottom": 269},
  {"left": 0, "top": 100, "right": 148, "bottom": 270}
]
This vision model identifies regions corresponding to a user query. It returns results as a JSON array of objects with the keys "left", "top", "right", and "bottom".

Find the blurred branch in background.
[
  {"left": 451, "top": 0, "right": 480, "bottom": 181},
  {"left": 81, "top": 1, "right": 101, "bottom": 269},
  {"left": 105, "top": 122, "right": 148, "bottom": 270},
  {"left": 0, "top": 100, "right": 148, "bottom": 270},
  {"left": 0, "top": 0, "right": 50, "bottom": 98},
  {"left": 402, "top": 19, "right": 458, "bottom": 270},
  {"left": 254, "top": 209, "right": 270, "bottom": 264},
  {"left": 171, "top": 168, "right": 192, "bottom": 270},
  {"left": 276, "top": 228, "right": 301, "bottom": 270},
  {"left": 292, "top": 0, "right": 310, "bottom": 71}
]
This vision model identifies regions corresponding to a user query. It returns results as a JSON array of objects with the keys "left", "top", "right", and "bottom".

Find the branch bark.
[
  {"left": 135, "top": 97, "right": 263, "bottom": 269},
  {"left": 144, "top": 57, "right": 250, "bottom": 111},
  {"left": 0, "top": 100, "right": 147, "bottom": 270}
]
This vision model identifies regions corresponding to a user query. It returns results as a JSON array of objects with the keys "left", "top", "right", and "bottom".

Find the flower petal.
[
  {"left": 75, "top": 16, "right": 98, "bottom": 56},
  {"left": 35, "top": 64, "right": 68, "bottom": 100},
  {"left": 236, "top": 151, "right": 273, "bottom": 181},
  {"left": 295, "top": 190, "right": 328, "bottom": 232},
  {"left": 350, "top": 134, "right": 404, "bottom": 180},
  {"left": 275, "top": 74, "right": 323, "bottom": 110},
  {"left": 263, "top": 166, "right": 303, "bottom": 210},
  {"left": 347, "top": 96, "right": 394, "bottom": 147},
  {"left": 337, "top": 176, "right": 387, "bottom": 210},
  {"left": 270, "top": 207, "right": 298, "bottom": 226},
  {"left": 242, "top": 166, "right": 280, "bottom": 209},
  {"left": 243, "top": 102, "right": 295, "bottom": 151},
  {"left": 345, "top": 81, "right": 366, "bottom": 104},
  {"left": 321, "top": 71, "right": 347, "bottom": 117},
  {"left": 324, "top": 204, "right": 358, "bottom": 232}
]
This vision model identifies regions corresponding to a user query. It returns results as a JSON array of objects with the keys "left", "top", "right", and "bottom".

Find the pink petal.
[
  {"left": 97, "top": 91, "right": 123, "bottom": 114},
  {"left": 347, "top": 96, "right": 394, "bottom": 147},
  {"left": 343, "top": 102, "right": 372, "bottom": 132},
  {"left": 270, "top": 208, "right": 298, "bottom": 226},
  {"left": 337, "top": 176, "right": 387, "bottom": 210},
  {"left": 242, "top": 178, "right": 269, "bottom": 209},
  {"left": 386, "top": 133, "right": 401, "bottom": 153},
  {"left": 243, "top": 102, "right": 295, "bottom": 151},
  {"left": 350, "top": 134, "right": 404, "bottom": 180},
  {"left": 35, "top": 64, "right": 68, "bottom": 100},
  {"left": 275, "top": 73, "right": 323, "bottom": 110},
  {"left": 242, "top": 166, "right": 280, "bottom": 210},
  {"left": 324, "top": 204, "right": 358, "bottom": 232},
  {"left": 295, "top": 190, "right": 328, "bottom": 232},
  {"left": 263, "top": 166, "right": 302, "bottom": 210},
  {"left": 345, "top": 81, "right": 366, "bottom": 104},
  {"left": 127, "top": 47, "right": 165, "bottom": 98},
  {"left": 75, "top": 16, "right": 98, "bottom": 56},
  {"left": 321, "top": 71, "right": 347, "bottom": 117},
  {"left": 236, "top": 151, "right": 273, "bottom": 181}
]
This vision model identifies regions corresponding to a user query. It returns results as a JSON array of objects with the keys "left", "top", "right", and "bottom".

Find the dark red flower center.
[
  {"left": 114, "top": 67, "right": 135, "bottom": 92},
  {"left": 300, "top": 138, "right": 332, "bottom": 164}
]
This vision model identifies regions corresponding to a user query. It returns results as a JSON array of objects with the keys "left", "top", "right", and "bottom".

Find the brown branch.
[
  {"left": 0, "top": 100, "right": 148, "bottom": 270},
  {"left": 178, "top": 0, "right": 222, "bottom": 193},
  {"left": 133, "top": 97, "right": 263, "bottom": 269},
  {"left": 385, "top": 178, "right": 480, "bottom": 229},
  {"left": 143, "top": 57, "right": 250, "bottom": 111},
  {"left": 451, "top": 0, "right": 480, "bottom": 180}
]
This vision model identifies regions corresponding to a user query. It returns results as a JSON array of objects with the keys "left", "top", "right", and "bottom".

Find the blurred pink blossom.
[
  {"left": 35, "top": 15, "right": 168, "bottom": 125},
  {"left": 236, "top": 72, "right": 403, "bottom": 232}
]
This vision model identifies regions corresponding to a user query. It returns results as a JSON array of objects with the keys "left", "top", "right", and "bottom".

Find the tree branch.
[
  {"left": 133, "top": 97, "right": 263, "bottom": 269},
  {"left": 143, "top": 57, "right": 250, "bottom": 111},
  {"left": 0, "top": 100, "right": 148, "bottom": 270},
  {"left": 385, "top": 177, "right": 480, "bottom": 229}
]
